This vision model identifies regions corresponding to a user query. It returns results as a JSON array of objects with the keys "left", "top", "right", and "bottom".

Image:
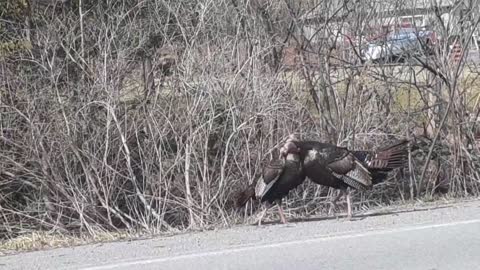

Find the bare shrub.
[{"left": 1, "top": 0, "right": 480, "bottom": 241}]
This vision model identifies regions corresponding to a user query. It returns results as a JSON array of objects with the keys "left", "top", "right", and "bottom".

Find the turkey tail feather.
[{"left": 361, "top": 140, "right": 410, "bottom": 170}]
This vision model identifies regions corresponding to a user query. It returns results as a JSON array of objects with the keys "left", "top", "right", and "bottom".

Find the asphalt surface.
[{"left": 1, "top": 199, "right": 480, "bottom": 270}]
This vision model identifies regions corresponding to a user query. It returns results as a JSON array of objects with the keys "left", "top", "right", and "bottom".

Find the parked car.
[{"left": 362, "top": 28, "right": 436, "bottom": 63}]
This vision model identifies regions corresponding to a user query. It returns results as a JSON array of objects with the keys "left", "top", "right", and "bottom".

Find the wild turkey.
[
  {"left": 234, "top": 141, "right": 306, "bottom": 225},
  {"left": 284, "top": 135, "right": 410, "bottom": 218}
]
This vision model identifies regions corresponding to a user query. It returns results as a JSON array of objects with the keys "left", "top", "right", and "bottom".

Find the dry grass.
[{"left": 0, "top": 231, "right": 134, "bottom": 255}]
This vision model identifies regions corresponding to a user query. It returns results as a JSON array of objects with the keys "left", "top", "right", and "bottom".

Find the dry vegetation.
[{"left": 1, "top": 0, "right": 480, "bottom": 251}]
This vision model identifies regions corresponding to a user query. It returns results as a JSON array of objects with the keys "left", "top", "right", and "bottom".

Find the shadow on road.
[{"left": 251, "top": 204, "right": 454, "bottom": 226}]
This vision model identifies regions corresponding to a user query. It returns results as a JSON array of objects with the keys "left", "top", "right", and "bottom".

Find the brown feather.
[
  {"left": 255, "top": 160, "right": 284, "bottom": 198},
  {"left": 345, "top": 159, "right": 372, "bottom": 187},
  {"left": 233, "top": 183, "right": 256, "bottom": 208},
  {"left": 328, "top": 154, "right": 355, "bottom": 174},
  {"left": 363, "top": 140, "right": 410, "bottom": 169},
  {"left": 329, "top": 154, "right": 372, "bottom": 188}
]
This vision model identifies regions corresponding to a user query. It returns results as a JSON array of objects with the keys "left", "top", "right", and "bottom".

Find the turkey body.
[
  {"left": 234, "top": 142, "right": 306, "bottom": 224},
  {"left": 294, "top": 140, "right": 373, "bottom": 189},
  {"left": 255, "top": 154, "right": 305, "bottom": 204},
  {"left": 286, "top": 138, "right": 410, "bottom": 218}
]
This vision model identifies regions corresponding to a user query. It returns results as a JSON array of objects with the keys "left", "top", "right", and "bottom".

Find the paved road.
[{"left": 1, "top": 199, "right": 480, "bottom": 270}]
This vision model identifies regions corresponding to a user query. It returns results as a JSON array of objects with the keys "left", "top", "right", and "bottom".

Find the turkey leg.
[
  {"left": 345, "top": 190, "right": 352, "bottom": 219},
  {"left": 257, "top": 205, "right": 268, "bottom": 226},
  {"left": 276, "top": 200, "right": 287, "bottom": 224},
  {"left": 328, "top": 190, "right": 344, "bottom": 214}
]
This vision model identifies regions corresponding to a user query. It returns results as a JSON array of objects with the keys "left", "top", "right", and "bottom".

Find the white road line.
[{"left": 79, "top": 218, "right": 480, "bottom": 270}]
